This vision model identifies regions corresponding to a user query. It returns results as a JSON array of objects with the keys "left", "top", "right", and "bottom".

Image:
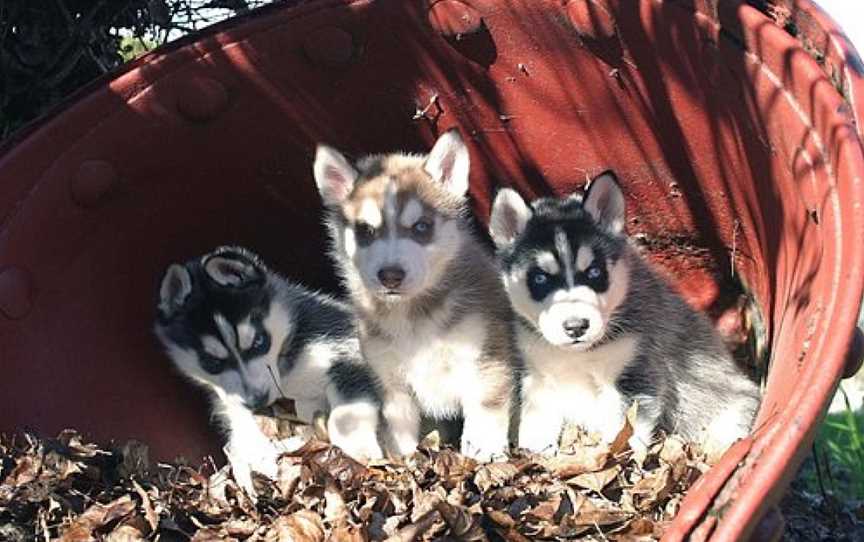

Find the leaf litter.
[{"left": 0, "top": 411, "right": 715, "bottom": 541}]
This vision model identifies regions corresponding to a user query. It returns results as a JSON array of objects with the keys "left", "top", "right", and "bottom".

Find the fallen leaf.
[
  {"left": 435, "top": 501, "right": 487, "bottom": 541},
  {"left": 105, "top": 525, "right": 146, "bottom": 542},
  {"left": 542, "top": 445, "right": 609, "bottom": 478},
  {"left": 474, "top": 462, "right": 519, "bottom": 492},
  {"left": 567, "top": 464, "right": 622, "bottom": 493},
  {"left": 131, "top": 480, "right": 158, "bottom": 532},
  {"left": 60, "top": 495, "right": 137, "bottom": 541},
  {"left": 610, "top": 403, "right": 639, "bottom": 456},
  {"left": 265, "top": 511, "right": 325, "bottom": 542}
]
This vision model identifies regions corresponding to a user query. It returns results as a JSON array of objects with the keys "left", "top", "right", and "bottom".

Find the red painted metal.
[{"left": 1, "top": 0, "right": 862, "bottom": 538}]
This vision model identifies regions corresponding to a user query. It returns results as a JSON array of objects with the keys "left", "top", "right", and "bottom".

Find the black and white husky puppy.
[
  {"left": 313, "top": 130, "right": 517, "bottom": 461},
  {"left": 489, "top": 172, "right": 760, "bottom": 457},
  {"left": 154, "top": 246, "right": 383, "bottom": 493}
]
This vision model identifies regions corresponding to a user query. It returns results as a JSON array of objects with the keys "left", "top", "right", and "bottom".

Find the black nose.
[
  {"left": 563, "top": 318, "right": 590, "bottom": 339},
  {"left": 246, "top": 391, "right": 270, "bottom": 411},
  {"left": 378, "top": 266, "right": 406, "bottom": 289}
]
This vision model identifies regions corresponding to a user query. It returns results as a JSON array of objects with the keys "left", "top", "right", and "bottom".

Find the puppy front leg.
[
  {"left": 212, "top": 396, "right": 279, "bottom": 496},
  {"left": 518, "top": 375, "right": 564, "bottom": 456},
  {"left": 326, "top": 386, "right": 384, "bottom": 461},
  {"left": 381, "top": 388, "right": 421, "bottom": 457},
  {"left": 460, "top": 371, "right": 512, "bottom": 462}
]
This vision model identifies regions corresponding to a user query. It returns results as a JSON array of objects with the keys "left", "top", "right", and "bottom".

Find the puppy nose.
[
  {"left": 563, "top": 318, "right": 590, "bottom": 339},
  {"left": 378, "top": 266, "right": 406, "bottom": 289},
  {"left": 245, "top": 391, "right": 270, "bottom": 411}
]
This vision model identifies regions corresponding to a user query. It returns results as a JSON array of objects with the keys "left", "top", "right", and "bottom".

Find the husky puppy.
[
  {"left": 313, "top": 130, "right": 516, "bottom": 461},
  {"left": 489, "top": 172, "right": 760, "bottom": 457},
  {"left": 154, "top": 246, "right": 383, "bottom": 493}
]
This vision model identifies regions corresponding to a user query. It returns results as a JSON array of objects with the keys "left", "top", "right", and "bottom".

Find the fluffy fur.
[
  {"left": 314, "top": 130, "right": 517, "bottom": 461},
  {"left": 490, "top": 172, "right": 761, "bottom": 458},
  {"left": 154, "top": 246, "right": 383, "bottom": 494}
]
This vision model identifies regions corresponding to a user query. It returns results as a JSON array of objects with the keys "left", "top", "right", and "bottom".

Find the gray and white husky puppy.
[
  {"left": 489, "top": 172, "right": 760, "bottom": 457},
  {"left": 313, "top": 130, "right": 516, "bottom": 461},
  {"left": 154, "top": 246, "right": 383, "bottom": 493}
]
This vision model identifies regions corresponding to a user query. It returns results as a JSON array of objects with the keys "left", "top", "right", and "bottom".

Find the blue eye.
[
  {"left": 252, "top": 334, "right": 264, "bottom": 348},
  {"left": 531, "top": 272, "right": 549, "bottom": 285},
  {"left": 586, "top": 265, "right": 602, "bottom": 280}
]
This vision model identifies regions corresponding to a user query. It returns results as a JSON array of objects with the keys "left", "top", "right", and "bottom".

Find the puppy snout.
[
  {"left": 378, "top": 266, "right": 406, "bottom": 289},
  {"left": 563, "top": 318, "right": 590, "bottom": 339},
  {"left": 245, "top": 390, "right": 270, "bottom": 411}
]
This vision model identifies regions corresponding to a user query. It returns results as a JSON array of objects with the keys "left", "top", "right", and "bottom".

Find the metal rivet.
[
  {"left": 566, "top": 0, "right": 616, "bottom": 41},
  {"left": 71, "top": 160, "right": 118, "bottom": 208},
  {"left": 428, "top": 0, "right": 483, "bottom": 37},
  {"left": 176, "top": 77, "right": 229, "bottom": 121},
  {"left": 0, "top": 267, "right": 33, "bottom": 320},
  {"left": 303, "top": 27, "right": 355, "bottom": 69}
]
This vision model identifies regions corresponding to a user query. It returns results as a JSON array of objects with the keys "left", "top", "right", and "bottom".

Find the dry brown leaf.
[
  {"left": 474, "top": 462, "right": 519, "bottom": 493},
  {"left": 569, "top": 496, "right": 633, "bottom": 527},
  {"left": 659, "top": 435, "right": 686, "bottom": 465},
  {"left": 610, "top": 403, "right": 639, "bottom": 456},
  {"left": 191, "top": 527, "right": 236, "bottom": 542},
  {"left": 131, "top": 480, "right": 158, "bottom": 532},
  {"left": 224, "top": 518, "right": 258, "bottom": 537},
  {"left": 265, "top": 510, "right": 326, "bottom": 542},
  {"left": 327, "top": 523, "right": 367, "bottom": 542},
  {"left": 435, "top": 501, "right": 487, "bottom": 541},
  {"left": 567, "top": 464, "right": 622, "bottom": 493},
  {"left": 105, "top": 524, "right": 147, "bottom": 542},
  {"left": 542, "top": 445, "right": 609, "bottom": 478},
  {"left": 418, "top": 430, "right": 441, "bottom": 453},
  {"left": 383, "top": 509, "right": 440, "bottom": 542},
  {"left": 60, "top": 495, "right": 137, "bottom": 542},
  {"left": 526, "top": 493, "right": 562, "bottom": 522},
  {"left": 630, "top": 466, "right": 673, "bottom": 511},
  {"left": 486, "top": 508, "right": 516, "bottom": 528}
]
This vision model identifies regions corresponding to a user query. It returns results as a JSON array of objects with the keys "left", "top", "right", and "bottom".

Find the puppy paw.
[
  {"left": 460, "top": 435, "right": 508, "bottom": 463},
  {"left": 225, "top": 439, "right": 280, "bottom": 497}
]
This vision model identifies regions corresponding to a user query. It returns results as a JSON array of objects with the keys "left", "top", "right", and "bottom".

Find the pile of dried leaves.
[{"left": 0, "top": 414, "right": 713, "bottom": 542}]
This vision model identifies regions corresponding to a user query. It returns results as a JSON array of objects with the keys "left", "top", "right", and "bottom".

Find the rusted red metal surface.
[{"left": 1, "top": 0, "right": 862, "bottom": 539}]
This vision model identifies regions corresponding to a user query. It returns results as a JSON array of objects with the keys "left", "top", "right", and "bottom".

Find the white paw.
[
  {"left": 390, "top": 432, "right": 420, "bottom": 457},
  {"left": 333, "top": 434, "right": 384, "bottom": 462},
  {"left": 460, "top": 434, "right": 508, "bottom": 463},
  {"left": 518, "top": 433, "right": 559, "bottom": 456},
  {"left": 225, "top": 439, "right": 280, "bottom": 497}
]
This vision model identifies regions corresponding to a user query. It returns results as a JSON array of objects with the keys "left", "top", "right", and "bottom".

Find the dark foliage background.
[{"left": 0, "top": 0, "right": 278, "bottom": 140}]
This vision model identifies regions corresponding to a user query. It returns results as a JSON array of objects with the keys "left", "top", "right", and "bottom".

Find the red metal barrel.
[{"left": 1, "top": 0, "right": 862, "bottom": 539}]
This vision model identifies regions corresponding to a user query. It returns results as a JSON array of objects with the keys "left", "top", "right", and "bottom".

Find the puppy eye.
[
  {"left": 586, "top": 265, "right": 602, "bottom": 280},
  {"left": 355, "top": 223, "right": 375, "bottom": 244},
  {"left": 250, "top": 333, "right": 270, "bottom": 353},
  {"left": 201, "top": 356, "right": 224, "bottom": 374},
  {"left": 531, "top": 271, "right": 550, "bottom": 285},
  {"left": 412, "top": 219, "right": 433, "bottom": 237}
]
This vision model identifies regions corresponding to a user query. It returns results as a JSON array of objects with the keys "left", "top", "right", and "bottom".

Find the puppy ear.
[
  {"left": 424, "top": 129, "right": 470, "bottom": 197},
  {"left": 158, "top": 264, "right": 192, "bottom": 318},
  {"left": 203, "top": 248, "right": 263, "bottom": 287},
  {"left": 314, "top": 144, "right": 359, "bottom": 206},
  {"left": 583, "top": 170, "right": 625, "bottom": 234},
  {"left": 489, "top": 188, "right": 532, "bottom": 248}
]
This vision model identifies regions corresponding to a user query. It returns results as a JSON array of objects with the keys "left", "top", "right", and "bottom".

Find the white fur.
[
  {"left": 535, "top": 252, "right": 560, "bottom": 275},
  {"left": 424, "top": 130, "right": 470, "bottom": 197},
  {"left": 314, "top": 145, "right": 359, "bottom": 206},
  {"left": 365, "top": 312, "right": 508, "bottom": 461},
  {"left": 517, "top": 330, "right": 640, "bottom": 452},
  {"left": 202, "top": 335, "right": 229, "bottom": 359},
  {"left": 237, "top": 317, "right": 255, "bottom": 350},
  {"left": 504, "top": 256, "right": 630, "bottom": 350},
  {"left": 358, "top": 198, "right": 383, "bottom": 228},
  {"left": 158, "top": 264, "right": 192, "bottom": 316},
  {"left": 576, "top": 245, "right": 594, "bottom": 272},
  {"left": 699, "top": 396, "right": 752, "bottom": 459},
  {"left": 489, "top": 188, "right": 532, "bottom": 248},
  {"left": 348, "top": 217, "right": 463, "bottom": 302},
  {"left": 399, "top": 199, "right": 424, "bottom": 228},
  {"left": 325, "top": 387, "right": 384, "bottom": 460}
]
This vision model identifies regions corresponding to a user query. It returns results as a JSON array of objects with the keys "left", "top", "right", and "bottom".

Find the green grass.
[{"left": 805, "top": 389, "right": 864, "bottom": 499}]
